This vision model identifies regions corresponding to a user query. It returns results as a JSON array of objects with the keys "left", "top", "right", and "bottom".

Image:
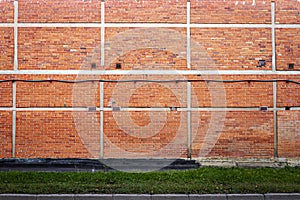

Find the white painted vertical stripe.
[
  {"left": 100, "top": 1, "right": 105, "bottom": 158},
  {"left": 271, "top": 2, "right": 278, "bottom": 159},
  {"left": 12, "top": 81, "right": 17, "bottom": 158},
  {"left": 12, "top": 0, "right": 18, "bottom": 158},
  {"left": 100, "top": 82, "right": 104, "bottom": 158},
  {"left": 187, "top": 82, "right": 191, "bottom": 158},
  {"left": 273, "top": 81, "right": 278, "bottom": 158}
]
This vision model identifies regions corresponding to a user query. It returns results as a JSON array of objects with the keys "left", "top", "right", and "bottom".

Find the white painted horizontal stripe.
[
  {"left": 0, "top": 107, "right": 290, "bottom": 111},
  {"left": 1, "top": 70, "right": 300, "bottom": 75},
  {"left": 0, "top": 23, "right": 13, "bottom": 27},
  {"left": 0, "top": 22, "right": 300, "bottom": 28},
  {"left": 0, "top": 23, "right": 299, "bottom": 28},
  {"left": 190, "top": 24, "right": 272, "bottom": 28},
  {"left": 17, "top": 23, "right": 103, "bottom": 28},
  {"left": 105, "top": 23, "right": 187, "bottom": 28},
  {"left": 276, "top": 24, "right": 300, "bottom": 28}
]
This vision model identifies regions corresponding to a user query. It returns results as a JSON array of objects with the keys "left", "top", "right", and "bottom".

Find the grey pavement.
[{"left": 0, "top": 194, "right": 300, "bottom": 200}]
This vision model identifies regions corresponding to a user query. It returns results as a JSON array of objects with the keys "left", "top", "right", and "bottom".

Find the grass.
[{"left": 0, "top": 167, "right": 300, "bottom": 194}]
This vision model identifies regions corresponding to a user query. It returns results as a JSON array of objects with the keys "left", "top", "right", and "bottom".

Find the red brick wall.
[
  {"left": 0, "top": 111, "right": 12, "bottom": 158},
  {"left": 0, "top": 75, "right": 12, "bottom": 107},
  {"left": 276, "top": 0, "right": 300, "bottom": 24},
  {"left": 104, "top": 111, "right": 187, "bottom": 158},
  {"left": 278, "top": 111, "right": 300, "bottom": 158},
  {"left": 277, "top": 76, "right": 300, "bottom": 107},
  {"left": 0, "top": 0, "right": 299, "bottom": 160},
  {"left": 191, "top": 28, "right": 272, "bottom": 70},
  {"left": 18, "top": 0, "right": 101, "bottom": 23},
  {"left": 190, "top": 0, "right": 271, "bottom": 24},
  {"left": 0, "top": 0, "right": 14, "bottom": 23},
  {"left": 104, "top": 75, "right": 187, "bottom": 108},
  {"left": 191, "top": 75, "right": 274, "bottom": 107},
  {"left": 18, "top": 28, "right": 101, "bottom": 70},
  {"left": 105, "top": 28, "right": 187, "bottom": 70},
  {"left": 16, "top": 75, "right": 100, "bottom": 108},
  {"left": 0, "top": 28, "right": 14, "bottom": 70},
  {"left": 192, "top": 111, "right": 274, "bottom": 158},
  {"left": 16, "top": 111, "right": 99, "bottom": 158},
  {"left": 105, "top": 0, "right": 186, "bottom": 23},
  {"left": 276, "top": 29, "right": 300, "bottom": 71}
]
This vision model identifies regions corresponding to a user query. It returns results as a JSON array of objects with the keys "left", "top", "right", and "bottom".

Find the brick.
[
  {"left": 0, "top": 75, "right": 12, "bottom": 107},
  {"left": 0, "top": 0, "right": 14, "bottom": 23},
  {"left": 190, "top": 75, "right": 274, "bottom": 107},
  {"left": 191, "top": 111, "right": 274, "bottom": 158},
  {"left": 191, "top": 28, "right": 272, "bottom": 70},
  {"left": 277, "top": 75, "right": 300, "bottom": 107},
  {"left": 278, "top": 111, "right": 300, "bottom": 158},
  {"left": 16, "top": 75, "right": 100, "bottom": 108},
  {"left": 16, "top": 111, "right": 100, "bottom": 158},
  {"left": 0, "top": 28, "right": 14, "bottom": 70},
  {"left": 18, "top": 27, "right": 101, "bottom": 70},
  {"left": 276, "top": 28, "right": 300, "bottom": 71},
  {"left": 0, "top": 111, "right": 12, "bottom": 158},
  {"left": 18, "top": 0, "right": 101, "bottom": 23},
  {"left": 104, "top": 75, "right": 187, "bottom": 108},
  {"left": 103, "top": 111, "right": 188, "bottom": 158},
  {"left": 276, "top": 0, "right": 300, "bottom": 24},
  {"left": 105, "top": 28, "right": 187, "bottom": 70},
  {"left": 191, "top": 0, "right": 271, "bottom": 24},
  {"left": 105, "top": 0, "right": 186, "bottom": 23}
]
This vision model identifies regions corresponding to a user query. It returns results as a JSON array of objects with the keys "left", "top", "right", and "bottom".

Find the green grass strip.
[{"left": 0, "top": 167, "right": 300, "bottom": 194}]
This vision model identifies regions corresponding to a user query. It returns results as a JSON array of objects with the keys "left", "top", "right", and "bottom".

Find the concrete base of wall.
[
  {"left": 1, "top": 194, "right": 300, "bottom": 200},
  {"left": 196, "top": 158, "right": 300, "bottom": 168},
  {"left": 1, "top": 158, "right": 299, "bottom": 172}
]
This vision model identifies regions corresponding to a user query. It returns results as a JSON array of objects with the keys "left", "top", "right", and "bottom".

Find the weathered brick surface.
[
  {"left": 16, "top": 111, "right": 100, "bottom": 158},
  {"left": 18, "top": 28, "right": 101, "bottom": 70},
  {"left": 190, "top": 0, "right": 271, "bottom": 24},
  {"left": 105, "top": 28, "right": 187, "bottom": 70},
  {"left": 104, "top": 75, "right": 187, "bottom": 108},
  {"left": 0, "top": 28, "right": 14, "bottom": 70},
  {"left": 0, "top": 75, "right": 12, "bottom": 107},
  {"left": 0, "top": 0, "right": 14, "bottom": 23},
  {"left": 105, "top": 0, "right": 186, "bottom": 23},
  {"left": 278, "top": 111, "right": 300, "bottom": 158},
  {"left": 0, "top": 111, "right": 12, "bottom": 158},
  {"left": 276, "top": 28, "right": 300, "bottom": 71},
  {"left": 18, "top": 0, "right": 101, "bottom": 23},
  {"left": 277, "top": 75, "right": 300, "bottom": 107},
  {"left": 191, "top": 28, "right": 272, "bottom": 70},
  {"left": 276, "top": 0, "right": 300, "bottom": 24},
  {"left": 16, "top": 75, "right": 100, "bottom": 108},
  {"left": 191, "top": 111, "right": 274, "bottom": 158},
  {"left": 0, "top": 0, "right": 299, "bottom": 160},
  {"left": 104, "top": 111, "right": 187, "bottom": 158},
  {"left": 190, "top": 75, "right": 274, "bottom": 107}
]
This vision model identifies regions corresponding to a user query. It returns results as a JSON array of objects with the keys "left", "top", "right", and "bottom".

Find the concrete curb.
[{"left": 0, "top": 194, "right": 300, "bottom": 200}]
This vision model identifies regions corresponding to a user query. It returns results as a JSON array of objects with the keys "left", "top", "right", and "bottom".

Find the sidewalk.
[{"left": 1, "top": 193, "right": 300, "bottom": 200}]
